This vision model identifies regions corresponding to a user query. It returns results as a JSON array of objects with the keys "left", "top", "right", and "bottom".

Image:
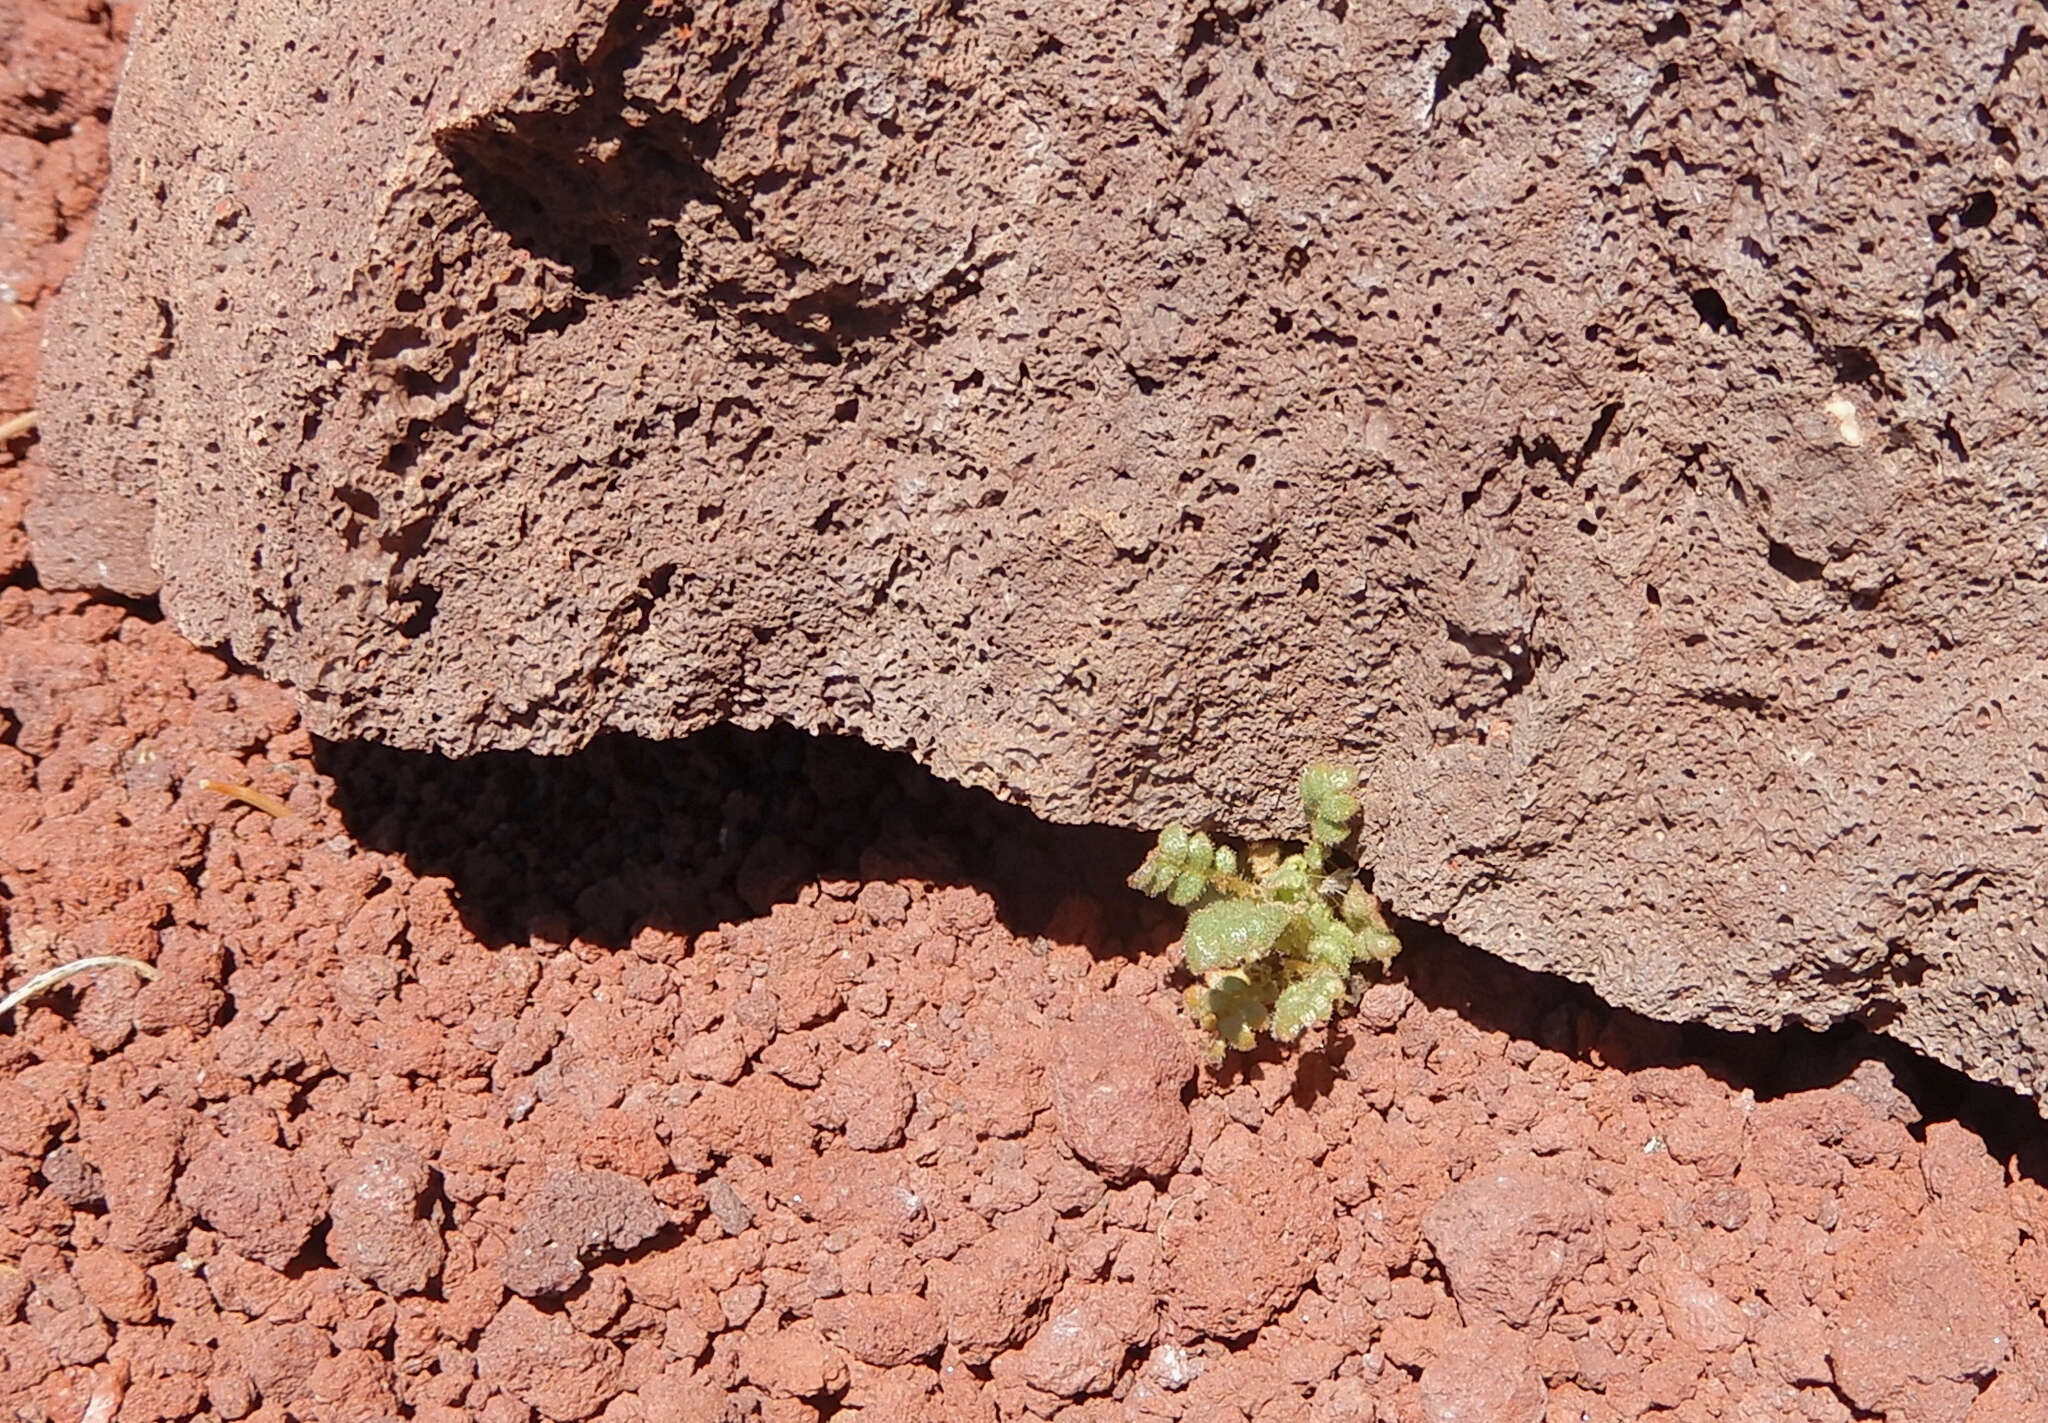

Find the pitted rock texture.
[{"left": 33, "top": 0, "right": 2048, "bottom": 1092}]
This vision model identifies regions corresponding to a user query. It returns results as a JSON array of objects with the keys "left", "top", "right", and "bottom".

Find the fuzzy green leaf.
[
  {"left": 1306, "top": 927, "right": 1357, "bottom": 969},
  {"left": 1339, "top": 884, "right": 1402, "bottom": 964},
  {"left": 1300, "top": 764, "right": 1362, "bottom": 843},
  {"left": 1200, "top": 973, "right": 1270, "bottom": 1051},
  {"left": 1262, "top": 857, "right": 1315, "bottom": 902},
  {"left": 1353, "top": 924, "right": 1403, "bottom": 966},
  {"left": 1308, "top": 814, "right": 1355, "bottom": 848},
  {"left": 1271, "top": 965, "right": 1348, "bottom": 1040},
  {"left": 1299, "top": 762, "right": 1360, "bottom": 803},
  {"left": 1182, "top": 901, "right": 1294, "bottom": 973},
  {"left": 1168, "top": 870, "right": 1211, "bottom": 907},
  {"left": 1127, "top": 857, "right": 1167, "bottom": 897}
]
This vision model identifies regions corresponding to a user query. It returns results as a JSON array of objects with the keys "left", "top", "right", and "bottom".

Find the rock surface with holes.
[{"left": 33, "top": 0, "right": 2048, "bottom": 1094}]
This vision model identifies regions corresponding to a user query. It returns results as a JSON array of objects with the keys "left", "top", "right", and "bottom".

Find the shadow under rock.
[
  {"left": 317, "top": 721, "right": 1166, "bottom": 952},
  {"left": 320, "top": 720, "right": 2048, "bottom": 1183},
  {"left": 1393, "top": 913, "right": 2048, "bottom": 1187}
]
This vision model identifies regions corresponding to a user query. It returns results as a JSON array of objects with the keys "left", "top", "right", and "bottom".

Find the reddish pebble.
[
  {"left": 1047, "top": 998, "right": 1194, "bottom": 1184},
  {"left": 1420, "top": 1325, "right": 1546, "bottom": 1423},
  {"left": 326, "top": 1140, "right": 446, "bottom": 1296},
  {"left": 475, "top": 1297, "right": 623, "bottom": 1421},
  {"left": 1422, "top": 1170, "right": 1603, "bottom": 1331},
  {"left": 175, "top": 1134, "right": 327, "bottom": 1270}
]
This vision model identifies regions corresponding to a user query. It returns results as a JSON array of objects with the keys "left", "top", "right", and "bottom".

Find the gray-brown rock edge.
[{"left": 34, "top": 0, "right": 2048, "bottom": 1098}]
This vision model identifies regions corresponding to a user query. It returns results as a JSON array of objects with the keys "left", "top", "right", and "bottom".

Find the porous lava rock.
[
  {"left": 1419, "top": 1325, "right": 1547, "bottom": 1423},
  {"left": 325, "top": 1140, "right": 447, "bottom": 1296},
  {"left": 34, "top": 0, "right": 2048, "bottom": 1097},
  {"left": 475, "top": 1297, "right": 623, "bottom": 1422},
  {"left": 1048, "top": 997, "right": 1194, "bottom": 1183},
  {"left": 173, "top": 1133, "right": 327, "bottom": 1271},
  {"left": 1422, "top": 1169, "right": 1604, "bottom": 1331},
  {"left": 501, "top": 1168, "right": 667, "bottom": 1298},
  {"left": 1830, "top": 1236, "right": 2013, "bottom": 1421},
  {"left": 1159, "top": 1139, "right": 1338, "bottom": 1340}
]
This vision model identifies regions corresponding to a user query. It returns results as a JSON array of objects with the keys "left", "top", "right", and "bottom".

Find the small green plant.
[{"left": 1128, "top": 764, "right": 1401, "bottom": 1056}]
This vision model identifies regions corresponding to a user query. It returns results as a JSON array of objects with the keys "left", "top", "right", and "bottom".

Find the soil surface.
[{"left": 8, "top": 7, "right": 2048, "bottom": 1423}]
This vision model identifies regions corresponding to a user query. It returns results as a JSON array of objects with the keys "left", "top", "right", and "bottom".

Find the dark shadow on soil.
[
  {"left": 321, "top": 721, "right": 2048, "bottom": 1184},
  {"left": 317, "top": 721, "right": 1167, "bottom": 952},
  {"left": 1391, "top": 914, "right": 2048, "bottom": 1188}
]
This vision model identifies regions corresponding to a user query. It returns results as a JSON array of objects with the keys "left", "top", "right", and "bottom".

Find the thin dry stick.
[
  {"left": 197, "top": 778, "right": 291, "bottom": 818},
  {"left": 0, "top": 956, "right": 158, "bottom": 1024},
  {"left": 0, "top": 410, "right": 37, "bottom": 443}
]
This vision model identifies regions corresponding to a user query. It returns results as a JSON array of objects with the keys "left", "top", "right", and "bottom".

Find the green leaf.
[
  {"left": 1127, "top": 856, "right": 1165, "bottom": 897},
  {"left": 1212, "top": 844, "right": 1239, "bottom": 879},
  {"left": 1272, "top": 966, "right": 1348, "bottom": 1040},
  {"left": 1262, "top": 857, "right": 1315, "bottom": 902},
  {"left": 1300, "top": 763, "right": 1360, "bottom": 803},
  {"left": 1200, "top": 973, "right": 1270, "bottom": 1051},
  {"left": 1168, "top": 870, "right": 1211, "bottom": 907},
  {"left": 1309, "top": 813, "right": 1356, "bottom": 848},
  {"left": 1306, "top": 927, "right": 1357, "bottom": 969},
  {"left": 1339, "top": 884, "right": 1402, "bottom": 964},
  {"left": 1354, "top": 924, "right": 1403, "bottom": 966},
  {"left": 1182, "top": 901, "right": 1295, "bottom": 973},
  {"left": 1301, "top": 762, "right": 1360, "bottom": 812},
  {"left": 1302, "top": 763, "right": 1362, "bottom": 847}
]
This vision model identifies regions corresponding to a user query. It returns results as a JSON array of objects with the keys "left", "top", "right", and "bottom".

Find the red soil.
[{"left": 5, "top": 6, "right": 2048, "bottom": 1422}]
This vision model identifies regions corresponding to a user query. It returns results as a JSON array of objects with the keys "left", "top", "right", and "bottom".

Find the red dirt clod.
[
  {"left": 75, "top": 1107, "right": 192, "bottom": 1264},
  {"left": 1422, "top": 1170, "right": 1605, "bottom": 1332},
  {"left": 174, "top": 1132, "right": 327, "bottom": 1271},
  {"left": 807, "top": 1046, "right": 915, "bottom": 1151},
  {"left": 1418, "top": 1324, "right": 1547, "bottom": 1423},
  {"left": 734, "top": 1318, "right": 851, "bottom": 1399},
  {"left": 1831, "top": 1236, "right": 2012, "bottom": 1421},
  {"left": 812, "top": 1290, "right": 947, "bottom": 1367},
  {"left": 325, "top": 1140, "right": 446, "bottom": 1297},
  {"left": 1047, "top": 996, "right": 1195, "bottom": 1184},
  {"left": 927, "top": 1210, "right": 1067, "bottom": 1366},
  {"left": 501, "top": 1169, "right": 668, "bottom": 1299},
  {"left": 69, "top": 1247, "right": 152, "bottom": 1325},
  {"left": 474, "top": 1296, "right": 622, "bottom": 1422},
  {"left": 1004, "top": 1281, "right": 1158, "bottom": 1400}
]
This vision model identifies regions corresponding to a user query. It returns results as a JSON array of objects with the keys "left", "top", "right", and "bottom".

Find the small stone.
[
  {"left": 1419, "top": 1325, "right": 1546, "bottom": 1423},
  {"left": 704, "top": 1175, "right": 756, "bottom": 1236},
  {"left": 1659, "top": 1267, "right": 1748, "bottom": 1353},
  {"left": 502, "top": 1170, "right": 667, "bottom": 1298},
  {"left": 928, "top": 1212, "right": 1067, "bottom": 1365},
  {"left": 1160, "top": 1171, "right": 1338, "bottom": 1339},
  {"left": 678, "top": 1025, "right": 748, "bottom": 1084},
  {"left": 1422, "top": 1170, "right": 1603, "bottom": 1331},
  {"left": 476, "top": 1297, "right": 622, "bottom": 1422},
  {"left": 813, "top": 1291, "right": 946, "bottom": 1366},
  {"left": 71, "top": 1248, "right": 154, "bottom": 1324},
  {"left": 1146, "top": 1342, "right": 1204, "bottom": 1392},
  {"left": 1921, "top": 1119, "right": 2005, "bottom": 1210},
  {"left": 735, "top": 1320, "right": 850, "bottom": 1398},
  {"left": 807, "top": 1049, "right": 914, "bottom": 1151},
  {"left": 1012, "top": 1283, "right": 1157, "bottom": 1398},
  {"left": 1047, "top": 998, "right": 1194, "bottom": 1184},
  {"left": 326, "top": 1140, "right": 445, "bottom": 1295},
  {"left": 175, "top": 1134, "right": 327, "bottom": 1270},
  {"left": 856, "top": 881, "right": 912, "bottom": 926},
  {"left": 1832, "top": 1238, "right": 2010, "bottom": 1417}
]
